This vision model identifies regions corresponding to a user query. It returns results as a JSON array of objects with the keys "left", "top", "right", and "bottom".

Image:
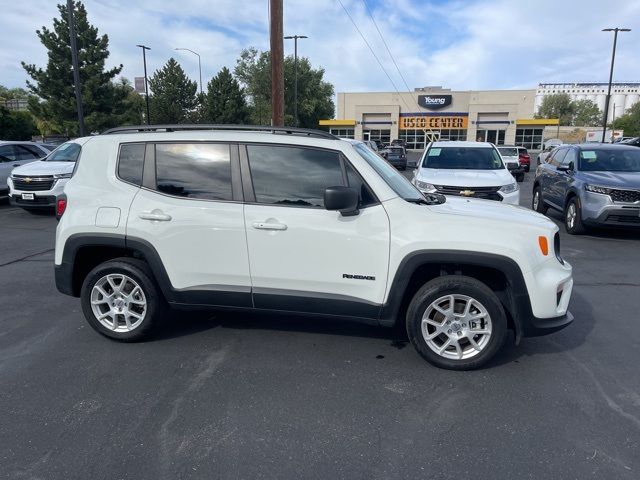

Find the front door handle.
[
  {"left": 139, "top": 210, "right": 172, "bottom": 222},
  {"left": 252, "top": 221, "right": 287, "bottom": 231}
]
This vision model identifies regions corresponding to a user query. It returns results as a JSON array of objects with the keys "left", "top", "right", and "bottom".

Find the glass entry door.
[{"left": 477, "top": 129, "right": 505, "bottom": 145}]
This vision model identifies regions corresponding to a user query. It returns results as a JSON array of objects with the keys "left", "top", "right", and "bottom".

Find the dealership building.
[{"left": 320, "top": 83, "right": 640, "bottom": 150}]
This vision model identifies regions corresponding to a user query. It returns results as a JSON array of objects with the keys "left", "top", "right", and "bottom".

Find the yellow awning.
[
  {"left": 319, "top": 119, "right": 356, "bottom": 126},
  {"left": 516, "top": 118, "right": 560, "bottom": 125}
]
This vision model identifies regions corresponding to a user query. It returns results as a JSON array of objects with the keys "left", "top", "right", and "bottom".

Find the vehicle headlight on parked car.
[
  {"left": 585, "top": 184, "right": 611, "bottom": 195},
  {"left": 53, "top": 173, "right": 72, "bottom": 180},
  {"left": 499, "top": 182, "right": 519, "bottom": 194},
  {"left": 415, "top": 180, "right": 437, "bottom": 193}
]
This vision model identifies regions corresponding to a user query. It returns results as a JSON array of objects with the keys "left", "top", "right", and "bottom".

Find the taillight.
[{"left": 56, "top": 196, "right": 67, "bottom": 220}]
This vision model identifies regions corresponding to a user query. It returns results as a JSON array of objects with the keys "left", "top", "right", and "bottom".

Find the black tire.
[
  {"left": 524, "top": 165, "right": 530, "bottom": 173},
  {"left": 532, "top": 186, "right": 548, "bottom": 214},
  {"left": 516, "top": 173, "right": 525, "bottom": 183},
  {"left": 564, "top": 196, "right": 586, "bottom": 235},
  {"left": 406, "top": 275, "right": 507, "bottom": 370},
  {"left": 80, "top": 258, "right": 166, "bottom": 341}
]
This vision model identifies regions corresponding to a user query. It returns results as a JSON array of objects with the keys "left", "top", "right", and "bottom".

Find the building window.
[
  {"left": 328, "top": 128, "right": 354, "bottom": 139},
  {"left": 515, "top": 128, "right": 544, "bottom": 150},
  {"left": 398, "top": 129, "right": 467, "bottom": 149},
  {"left": 363, "top": 129, "right": 391, "bottom": 144}
]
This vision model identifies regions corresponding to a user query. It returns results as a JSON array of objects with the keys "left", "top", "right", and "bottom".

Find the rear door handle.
[
  {"left": 252, "top": 221, "right": 287, "bottom": 231},
  {"left": 139, "top": 211, "right": 172, "bottom": 222}
]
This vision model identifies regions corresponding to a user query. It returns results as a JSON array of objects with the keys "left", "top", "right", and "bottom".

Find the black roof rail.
[{"left": 101, "top": 124, "right": 339, "bottom": 140}]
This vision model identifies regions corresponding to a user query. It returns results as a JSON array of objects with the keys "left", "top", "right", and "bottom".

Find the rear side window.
[
  {"left": 118, "top": 143, "right": 145, "bottom": 186},
  {"left": 247, "top": 145, "right": 344, "bottom": 207},
  {"left": 155, "top": 143, "right": 232, "bottom": 201}
]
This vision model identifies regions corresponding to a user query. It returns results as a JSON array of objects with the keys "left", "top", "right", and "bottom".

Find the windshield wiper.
[{"left": 406, "top": 193, "right": 446, "bottom": 205}]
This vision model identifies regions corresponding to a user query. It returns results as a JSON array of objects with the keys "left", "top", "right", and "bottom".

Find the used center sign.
[
  {"left": 418, "top": 94, "right": 452, "bottom": 110},
  {"left": 399, "top": 116, "right": 468, "bottom": 130}
]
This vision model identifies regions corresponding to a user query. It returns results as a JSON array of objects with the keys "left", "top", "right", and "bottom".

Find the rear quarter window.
[{"left": 117, "top": 143, "right": 145, "bottom": 186}]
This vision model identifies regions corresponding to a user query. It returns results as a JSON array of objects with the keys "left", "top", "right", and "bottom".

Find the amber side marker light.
[{"left": 538, "top": 236, "right": 549, "bottom": 256}]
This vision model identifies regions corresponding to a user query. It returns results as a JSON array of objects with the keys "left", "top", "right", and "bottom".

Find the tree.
[
  {"left": 148, "top": 58, "right": 198, "bottom": 124},
  {"left": 0, "top": 86, "right": 30, "bottom": 101},
  {"left": 571, "top": 99, "right": 602, "bottom": 127},
  {"left": 234, "top": 47, "right": 335, "bottom": 128},
  {"left": 536, "top": 93, "right": 574, "bottom": 125},
  {"left": 612, "top": 102, "right": 640, "bottom": 137},
  {"left": 22, "top": 1, "right": 124, "bottom": 134},
  {"left": 201, "top": 67, "right": 250, "bottom": 124},
  {"left": 0, "top": 106, "right": 38, "bottom": 140}
]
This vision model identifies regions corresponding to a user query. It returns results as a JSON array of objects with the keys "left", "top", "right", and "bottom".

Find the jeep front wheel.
[
  {"left": 80, "top": 258, "right": 164, "bottom": 341},
  {"left": 406, "top": 276, "right": 507, "bottom": 370}
]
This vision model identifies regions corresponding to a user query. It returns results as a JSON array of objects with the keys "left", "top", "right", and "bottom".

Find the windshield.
[
  {"left": 45, "top": 142, "right": 81, "bottom": 162},
  {"left": 498, "top": 147, "right": 518, "bottom": 157},
  {"left": 423, "top": 146, "right": 504, "bottom": 170},
  {"left": 353, "top": 142, "right": 425, "bottom": 202},
  {"left": 579, "top": 149, "right": 640, "bottom": 172}
]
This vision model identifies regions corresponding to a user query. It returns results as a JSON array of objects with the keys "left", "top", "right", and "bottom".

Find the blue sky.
[{"left": 2, "top": 0, "right": 639, "bottom": 96}]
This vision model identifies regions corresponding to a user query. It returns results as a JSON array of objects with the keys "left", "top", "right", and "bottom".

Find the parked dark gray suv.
[{"left": 532, "top": 144, "right": 640, "bottom": 234}]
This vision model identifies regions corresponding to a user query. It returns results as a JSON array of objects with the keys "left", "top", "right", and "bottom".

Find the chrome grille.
[
  {"left": 434, "top": 185, "right": 502, "bottom": 202},
  {"left": 12, "top": 175, "right": 55, "bottom": 192}
]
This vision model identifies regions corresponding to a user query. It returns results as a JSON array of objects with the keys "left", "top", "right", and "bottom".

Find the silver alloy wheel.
[
  {"left": 566, "top": 204, "right": 576, "bottom": 230},
  {"left": 90, "top": 274, "right": 147, "bottom": 332},
  {"left": 421, "top": 294, "right": 492, "bottom": 360},
  {"left": 533, "top": 190, "right": 540, "bottom": 210}
]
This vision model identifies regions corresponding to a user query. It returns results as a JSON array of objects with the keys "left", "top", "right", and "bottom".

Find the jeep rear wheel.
[
  {"left": 81, "top": 258, "right": 164, "bottom": 341},
  {"left": 406, "top": 276, "right": 507, "bottom": 370}
]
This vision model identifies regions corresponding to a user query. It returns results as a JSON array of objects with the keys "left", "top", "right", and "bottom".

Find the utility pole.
[
  {"left": 175, "top": 48, "right": 203, "bottom": 96},
  {"left": 601, "top": 27, "right": 630, "bottom": 143},
  {"left": 136, "top": 45, "right": 151, "bottom": 125},
  {"left": 284, "top": 35, "right": 307, "bottom": 127},
  {"left": 67, "top": 0, "right": 86, "bottom": 136},
  {"left": 270, "top": 0, "right": 284, "bottom": 126}
]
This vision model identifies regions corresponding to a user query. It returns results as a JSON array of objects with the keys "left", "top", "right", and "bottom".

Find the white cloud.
[{"left": 1, "top": 0, "right": 639, "bottom": 99}]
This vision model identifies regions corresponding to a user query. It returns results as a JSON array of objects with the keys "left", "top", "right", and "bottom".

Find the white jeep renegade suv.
[{"left": 54, "top": 125, "right": 573, "bottom": 370}]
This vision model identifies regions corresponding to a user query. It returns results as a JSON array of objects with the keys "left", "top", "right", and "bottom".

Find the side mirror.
[
  {"left": 324, "top": 186, "right": 359, "bottom": 217},
  {"left": 557, "top": 164, "right": 570, "bottom": 172}
]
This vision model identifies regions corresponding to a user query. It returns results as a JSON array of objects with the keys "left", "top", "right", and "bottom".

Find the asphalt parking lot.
[{"left": 1, "top": 157, "right": 639, "bottom": 480}]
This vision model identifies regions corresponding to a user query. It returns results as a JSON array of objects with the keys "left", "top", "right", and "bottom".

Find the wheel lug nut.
[
  {"left": 462, "top": 323, "right": 466, "bottom": 327},
  {"left": 457, "top": 331, "right": 462, "bottom": 336},
  {"left": 446, "top": 321, "right": 451, "bottom": 325},
  {"left": 447, "top": 329, "right": 452, "bottom": 334}
]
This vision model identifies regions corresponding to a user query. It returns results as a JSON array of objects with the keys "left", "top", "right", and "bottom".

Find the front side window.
[
  {"left": 0, "top": 145, "right": 16, "bottom": 161},
  {"left": 46, "top": 142, "right": 81, "bottom": 162},
  {"left": 549, "top": 148, "right": 567, "bottom": 167},
  {"left": 423, "top": 146, "right": 504, "bottom": 170},
  {"left": 579, "top": 149, "right": 640, "bottom": 172},
  {"left": 118, "top": 143, "right": 145, "bottom": 186},
  {"left": 562, "top": 149, "right": 577, "bottom": 166},
  {"left": 155, "top": 143, "right": 232, "bottom": 201},
  {"left": 247, "top": 145, "right": 343, "bottom": 208}
]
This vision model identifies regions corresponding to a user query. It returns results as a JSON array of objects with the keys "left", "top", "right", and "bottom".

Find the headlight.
[
  {"left": 415, "top": 180, "right": 437, "bottom": 193},
  {"left": 499, "top": 182, "right": 519, "bottom": 194},
  {"left": 585, "top": 184, "right": 611, "bottom": 195},
  {"left": 53, "top": 173, "right": 72, "bottom": 180}
]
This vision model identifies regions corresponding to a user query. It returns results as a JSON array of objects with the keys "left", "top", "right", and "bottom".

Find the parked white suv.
[
  {"left": 54, "top": 126, "right": 573, "bottom": 370},
  {"left": 412, "top": 141, "right": 520, "bottom": 205},
  {"left": 9, "top": 141, "right": 84, "bottom": 211}
]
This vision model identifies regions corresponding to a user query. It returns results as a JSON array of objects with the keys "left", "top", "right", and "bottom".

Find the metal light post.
[
  {"left": 67, "top": 0, "right": 86, "bottom": 136},
  {"left": 601, "top": 28, "right": 630, "bottom": 143},
  {"left": 284, "top": 35, "right": 307, "bottom": 127},
  {"left": 175, "top": 48, "right": 203, "bottom": 96},
  {"left": 136, "top": 44, "right": 151, "bottom": 125}
]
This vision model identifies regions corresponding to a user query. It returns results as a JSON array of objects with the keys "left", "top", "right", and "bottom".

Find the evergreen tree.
[
  {"left": 0, "top": 107, "right": 38, "bottom": 141},
  {"left": 22, "top": 1, "right": 124, "bottom": 134},
  {"left": 148, "top": 58, "right": 198, "bottom": 124},
  {"left": 202, "top": 67, "right": 250, "bottom": 124}
]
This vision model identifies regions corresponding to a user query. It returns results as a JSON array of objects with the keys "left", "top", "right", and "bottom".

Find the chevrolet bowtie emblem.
[
  {"left": 25, "top": 177, "right": 33, "bottom": 183},
  {"left": 460, "top": 189, "right": 475, "bottom": 196}
]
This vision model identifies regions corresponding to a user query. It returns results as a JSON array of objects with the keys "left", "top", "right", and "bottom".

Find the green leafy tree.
[
  {"left": 202, "top": 67, "right": 250, "bottom": 124},
  {"left": 0, "top": 106, "right": 38, "bottom": 140},
  {"left": 234, "top": 47, "right": 335, "bottom": 128},
  {"left": 612, "top": 102, "right": 640, "bottom": 137},
  {"left": 571, "top": 99, "right": 602, "bottom": 126},
  {"left": 536, "top": 93, "right": 574, "bottom": 125},
  {"left": 22, "top": 1, "right": 124, "bottom": 134},
  {"left": 0, "top": 86, "right": 30, "bottom": 101},
  {"left": 148, "top": 58, "right": 198, "bottom": 124}
]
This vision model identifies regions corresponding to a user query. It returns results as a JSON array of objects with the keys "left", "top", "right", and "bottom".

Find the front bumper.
[
  {"left": 582, "top": 191, "right": 640, "bottom": 228},
  {"left": 8, "top": 177, "right": 67, "bottom": 209}
]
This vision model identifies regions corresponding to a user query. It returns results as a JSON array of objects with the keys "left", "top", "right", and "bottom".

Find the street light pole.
[
  {"left": 601, "top": 27, "right": 630, "bottom": 143},
  {"left": 175, "top": 48, "right": 203, "bottom": 96},
  {"left": 67, "top": 0, "right": 86, "bottom": 136},
  {"left": 284, "top": 35, "right": 307, "bottom": 127},
  {"left": 136, "top": 44, "right": 151, "bottom": 125}
]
